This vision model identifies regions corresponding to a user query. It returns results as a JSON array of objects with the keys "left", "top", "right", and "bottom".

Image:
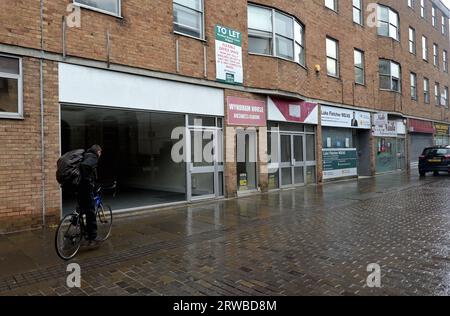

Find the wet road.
[{"left": 2, "top": 172, "right": 450, "bottom": 296}]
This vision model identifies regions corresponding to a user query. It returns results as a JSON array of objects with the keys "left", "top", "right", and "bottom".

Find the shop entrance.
[
  {"left": 280, "top": 134, "right": 305, "bottom": 187},
  {"left": 237, "top": 129, "right": 258, "bottom": 192},
  {"left": 187, "top": 122, "right": 224, "bottom": 201}
]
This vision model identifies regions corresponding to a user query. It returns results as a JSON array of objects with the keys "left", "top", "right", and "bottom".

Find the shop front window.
[
  {"left": 322, "top": 127, "right": 353, "bottom": 149},
  {"left": 61, "top": 105, "right": 188, "bottom": 214}
]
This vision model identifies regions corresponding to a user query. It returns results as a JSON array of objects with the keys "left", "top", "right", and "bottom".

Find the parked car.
[{"left": 419, "top": 146, "right": 450, "bottom": 176}]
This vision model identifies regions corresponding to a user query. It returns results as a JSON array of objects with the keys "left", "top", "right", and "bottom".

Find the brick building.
[{"left": 0, "top": 0, "right": 449, "bottom": 233}]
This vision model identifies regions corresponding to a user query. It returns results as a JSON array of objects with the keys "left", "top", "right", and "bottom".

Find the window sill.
[
  {"left": 327, "top": 74, "right": 341, "bottom": 81},
  {"left": 355, "top": 82, "right": 366, "bottom": 87},
  {"left": 0, "top": 113, "right": 24, "bottom": 120},
  {"left": 377, "top": 35, "right": 400, "bottom": 43},
  {"left": 248, "top": 52, "right": 307, "bottom": 70},
  {"left": 174, "top": 31, "right": 207, "bottom": 43},
  {"left": 73, "top": 3, "right": 122, "bottom": 19},
  {"left": 379, "top": 89, "right": 401, "bottom": 94}
]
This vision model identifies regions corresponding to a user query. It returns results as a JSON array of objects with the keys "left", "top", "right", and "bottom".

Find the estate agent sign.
[
  {"left": 323, "top": 149, "right": 358, "bottom": 180},
  {"left": 215, "top": 25, "right": 243, "bottom": 85},
  {"left": 321, "top": 106, "right": 371, "bottom": 129}
]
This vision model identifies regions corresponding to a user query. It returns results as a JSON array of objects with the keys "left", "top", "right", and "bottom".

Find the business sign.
[
  {"left": 321, "top": 106, "right": 371, "bottom": 129},
  {"left": 268, "top": 97, "right": 319, "bottom": 125},
  {"left": 323, "top": 149, "right": 358, "bottom": 180},
  {"left": 372, "top": 120, "right": 398, "bottom": 137},
  {"left": 374, "top": 112, "right": 389, "bottom": 127},
  {"left": 435, "top": 123, "right": 449, "bottom": 136},
  {"left": 215, "top": 25, "right": 243, "bottom": 85},
  {"left": 409, "top": 119, "right": 434, "bottom": 134},
  {"left": 227, "top": 97, "right": 266, "bottom": 127}
]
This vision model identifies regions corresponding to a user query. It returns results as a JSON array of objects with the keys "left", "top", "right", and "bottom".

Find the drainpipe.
[{"left": 40, "top": 0, "right": 46, "bottom": 226}]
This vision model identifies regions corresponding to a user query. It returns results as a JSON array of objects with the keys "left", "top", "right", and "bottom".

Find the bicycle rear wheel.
[
  {"left": 97, "top": 204, "right": 113, "bottom": 241},
  {"left": 55, "top": 213, "right": 82, "bottom": 260}
]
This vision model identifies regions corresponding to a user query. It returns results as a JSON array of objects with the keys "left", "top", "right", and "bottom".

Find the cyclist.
[{"left": 77, "top": 144, "right": 102, "bottom": 245}]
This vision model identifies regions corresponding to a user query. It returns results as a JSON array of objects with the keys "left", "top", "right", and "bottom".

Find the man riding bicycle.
[{"left": 77, "top": 144, "right": 102, "bottom": 245}]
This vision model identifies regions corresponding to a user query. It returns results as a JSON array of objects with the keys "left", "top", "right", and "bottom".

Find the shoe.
[{"left": 87, "top": 237, "right": 102, "bottom": 248}]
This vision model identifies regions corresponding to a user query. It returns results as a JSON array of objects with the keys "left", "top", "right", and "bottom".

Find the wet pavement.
[{"left": 2, "top": 171, "right": 450, "bottom": 296}]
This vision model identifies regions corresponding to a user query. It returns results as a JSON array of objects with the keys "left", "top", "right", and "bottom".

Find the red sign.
[
  {"left": 409, "top": 119, "right": 434, "bottom": 134},
  {"left": 268, "top": 97, "right": 318, "bottom": 124},
  {"left": 227, "top": 97, "right": 266, "bottom": 127}
]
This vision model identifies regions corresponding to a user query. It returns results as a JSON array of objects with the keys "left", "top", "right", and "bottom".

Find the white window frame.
[
  {"left": 0, "top": 55, "right": 23, "bottom": 119},
  {"left": 353, "top": 0, "right": 363, "bottom": 25},
  {"left": 326, "top": 37, "right": 339, "bottom": 78},
  {"left": 354, "top": 49, "right": 365, "bottom": 85},
  {"left": 410, "top": 72, "right": 417, "bottom": 100},
  {"left": 248, "top": 4, "right": 306, "bottom": 66},
  {"left": 409, "top": 27, "right": 416, "bottom": 55},
  {"left": 424, "top": 77, "right": 430, "bottom": 104},
  {"left": 173, "top": 0, "right": 205, "bottom": 40},
  {"left": 325, "top": 0, "right": 338, "bottom": 12},
  {"left": 379, "top": 59, "right": 401, "bottom": 93},
  {"left": 377, "top": 5, "right": 400, "bottom": 41},
  {"left": 73, "top": 0, "right": 122, "bottom": 18}
]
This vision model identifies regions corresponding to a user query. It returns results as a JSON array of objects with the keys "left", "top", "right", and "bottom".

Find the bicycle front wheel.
[
  {"left": 97, "top": 204, "right": 113, "bottom": 241},
  {"left": 55, "top": 213, "right": 82, "bottom": 261}
]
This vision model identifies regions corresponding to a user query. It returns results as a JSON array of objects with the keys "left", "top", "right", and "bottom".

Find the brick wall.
[{"left": 0, "top": 58, "right": 59, "bottom": 233}]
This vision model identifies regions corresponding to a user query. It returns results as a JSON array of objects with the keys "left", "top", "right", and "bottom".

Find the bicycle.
[{"left": 55, "top": 181, "right": 117, "bottom": 261}]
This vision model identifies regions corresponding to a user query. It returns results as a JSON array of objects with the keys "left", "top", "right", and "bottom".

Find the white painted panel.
[{"left": 59, "top": 63, "right": 224, "bottom": 116}]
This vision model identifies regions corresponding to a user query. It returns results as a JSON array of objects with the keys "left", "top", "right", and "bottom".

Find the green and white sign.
[
  {"left": 323, "top": 149, "right": 358, "bottom": 180},
  {"left": 215, "top": 25, "right": 243, "bottom": 85}
]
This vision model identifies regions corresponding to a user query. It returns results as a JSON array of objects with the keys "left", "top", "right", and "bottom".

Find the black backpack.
[{"left": 56, "top": 149, "right": 85, "bottom": 188}]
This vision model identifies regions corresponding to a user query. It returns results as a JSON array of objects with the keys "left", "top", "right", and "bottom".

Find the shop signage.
[
  {"left": 215, "top": 25, "right": 243, "bottom": 85},
  {"left": 435, "top": 123, "right": 450, "bottom": 136},
  {"left": 268, "top": 97, "right": 319, "bottom": 125},
  {"left": 321, "top": 106, "right": 371, "bottom": 129},
  {"left": 227, "top": 97, "right": 266, "bottom": 127},
  {"left": 409, "top": 119, "right": 434, "bottom": 134},
  {"left": 322, "top": 149, "right": 358, "bottom": 180},
  {"left": 372, "top": 120, "right": 398, "bottom": 137},
  {"left": 374, "top": 112, "right": 389, "bottom": 127}
]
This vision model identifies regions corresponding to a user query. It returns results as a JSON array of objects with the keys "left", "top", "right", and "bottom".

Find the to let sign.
[
  {"left": 227, "top": 97, "right": 266, "bottom": 127},
  {"left": 215, "top": 25, "right": 243, "bottom": 85}
]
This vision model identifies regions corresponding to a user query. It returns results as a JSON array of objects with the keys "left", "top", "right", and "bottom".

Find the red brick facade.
[{"left": 1, "top": 0, "right": 449, "bottom": 233}]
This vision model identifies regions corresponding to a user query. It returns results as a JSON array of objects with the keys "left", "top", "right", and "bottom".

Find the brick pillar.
[
  {"left": 316, "top": 105, "right": 323, "bottom": 183},
  {"left": 225, "top": 126, "right": 237, "bottom": 198},
  {"left": 258, "top": 126, "right": 269, "bottom": 192}
]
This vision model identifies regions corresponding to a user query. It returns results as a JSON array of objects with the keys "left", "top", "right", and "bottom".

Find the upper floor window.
[
  {"left": 424, "top": 77, "right": 430, "bottom": 103},
  {"left": 326, "top": 37, "right": 339, "bottom": 77},
  {"left": 433, "top": 43, "right": 439, "bottom": 67},
  {"left": 420, "top": 0, "right": 426, "bottom": 19},
  {"left": 74, "top": 0, "right": 121, "bottom": 16},
  {"left": 444, "top": 50, "right": 448, "bottom": 73},
  {"left": 353, "top": 0, "right": 363, "bottom": 25},
  {"left": 409, "top": 27, "right": 416, "bottom": 54},
  {"left": 408, "top": 0, "right": 415, "bottom": 8},
  {"left": 443, "top": 16, "right": 448, "bottom": 35},
  {"left": 354, "top": 49, "right": 365, "bottom": 84},
  {"left": 377, "top": 5, "right": 399, "bottom": 41},
  {"left": 432, "top": 6, "right": 437, "bottom": 28},
  {"left": 435, "top": 82, "right": 441, "bottom": 106},
  {"left": 173, "top": 0, "right": 204, "bottom": 39},
  {"left": 422, "top": 36, "right": 428, "bottom": 61},
  {"left": 248, "top": 5, "right": 305, "bottom": 66},
  {"left": 444, "top": 87, "right": 449, "bottom": 107},
  {"left": 0, "top": 55, "right": 23, "bottom": 119},
  {"left": 410, "top": 72, "right": 417, "bottom": 100},
  {"left": 325, "top": 0, "right": 338, "bottom": 12},
  {"left": 379, "top": 59, "right": 401, "bottom": 92}
]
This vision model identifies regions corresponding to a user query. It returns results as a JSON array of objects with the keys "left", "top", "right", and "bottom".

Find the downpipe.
[{"left": 40, "top": 0, "right": 46, "bottom": 226}]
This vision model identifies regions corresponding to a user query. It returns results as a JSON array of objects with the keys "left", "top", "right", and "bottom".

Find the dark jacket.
[{"left": 79, "top": 149, "right": 99, "bottom": 190}]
